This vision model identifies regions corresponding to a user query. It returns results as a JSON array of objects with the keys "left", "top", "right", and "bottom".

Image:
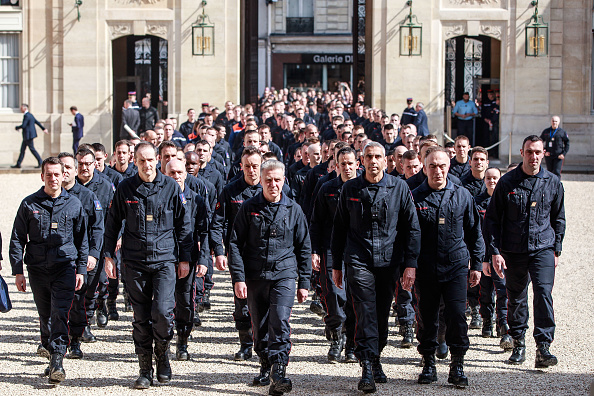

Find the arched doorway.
[
  {"left": 445, "top": 35, "right": 501, "bottom": 157},
  {"left": 112, "top": 35, "right": 168, "bottom": 146}
]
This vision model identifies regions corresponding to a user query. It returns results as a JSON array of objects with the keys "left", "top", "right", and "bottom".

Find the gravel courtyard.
[{"left": 0, "top": 172, "right": 592, "bottom": 395}]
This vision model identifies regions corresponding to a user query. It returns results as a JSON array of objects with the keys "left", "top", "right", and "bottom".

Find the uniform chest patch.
[
  {"left": 94, "top": 200, "right": 102, "bottom": 210},
  {"left": 180, "top": 193, "right": 187, "bottom": 205}
]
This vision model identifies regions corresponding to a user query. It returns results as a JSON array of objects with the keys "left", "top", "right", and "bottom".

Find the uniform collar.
[
  {"left": 255, "top": 191, "right": 290, "bottom": 206},
  {"left": 417, "top": 178, "right": 454, "bottom": 193},
  {"left": 360, "top": 171, "right": 388, "bottom": 187},
  {"left": 517, "top": 163, "right": 547, "bottom": 179}
]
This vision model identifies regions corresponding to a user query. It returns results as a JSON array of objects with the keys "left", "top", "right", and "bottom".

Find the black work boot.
[
  {"left": 134, "top": 354, "right": 154, "bottom": 389},
  {"left": 482, "top": 319, "right": 493, "bottom": 338},
  {"left": 400, "top": 322, "right": 414, "bottom": 348},
  {"left": 418, "top": 353, "right": 437, "bottom": 384},
  {"left": 67, "top": 337, "right": 83, "bottom": 359},
  {"left": 234, "top": 328, "right": 253, "bottom": 361},
  {"left": 81, "top": 326, "right": 97, "bottom": 343},
  {"left": 343, "top": 338, "right": 357, "bottom": 363},
  {"left": 508, "top": 338, "right": 526, "bottom": 364},
  {"left": 253, "top": 356, "right": 271, "bottom": 386},
  {"left": 371, "top": 356, "right": 387, "bottom": 383},
  {"left": 357, "top": 360, "right": 376, "bottom": 394},
  {"left": 327, "top": 330, "right": 345, "bottom": 363},
  {"left": 176, "top": 332, "right": 189, "bottom": 361},
  {"left": 469, "top": 305, "right": 482, "bottom": 329},
  {"left": 107, "top": 299, "right": 119, "bottom": 321},
  {"left": 193, "top": 307, "right": 202, "bottom": 327},
  {"left": 269, "top": 362, "right": 292, "bottom": 395},
  {"left": 309, "top": 294, "right": 325, "bottom": 317},
  {"left": 436, "top": 334, "right": 449, "bottom": 359},
  {"left": 448, "top": 354, "right": 468, "bottom": 389},
  {"left": 96, "top": 299, "right": 108, "bottom": 328},
  {"left": 535, "top": 342, "right": 558, "bottom": 368},
  {"left": 202, "top": 289, "right": 211, "bottom": 311},
  {"left": 499, "top": 324, "right": 513, "bottom": 350},
  {"left": 48, "top": 353, "right": 66, "bottom": 384},
  {"left": 154, "top": 341, "right": 172, "bottom": 383},
  {"left": 37, "top": 344, "right": 50, "bottom": 359}
]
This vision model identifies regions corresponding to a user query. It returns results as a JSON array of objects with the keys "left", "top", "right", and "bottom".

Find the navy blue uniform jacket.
[
  {"left": 10, "top": 188, "right": 88, "bottom": 275},
  {"left": 331, "top": 173, "right": 421, "bottom": 271},
  {"left": 228, "top": 192, "right": 311, "bottom": 290},
  {"left": 104, "top": 170, "right": 193, "bottom": 264},
  {"left": 412, "top": 180, "right": 485, "bottom": 282},
  {"left": 484, "top": 164, "right": 565, "bottom": 255},
  {"left": 66, "top": 182, "right": 104, "bottom": 260}
]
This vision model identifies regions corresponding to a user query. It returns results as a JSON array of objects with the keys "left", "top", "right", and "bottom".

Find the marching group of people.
[{"left": 5, "top": 89, "right": 567, "bottom": 395}]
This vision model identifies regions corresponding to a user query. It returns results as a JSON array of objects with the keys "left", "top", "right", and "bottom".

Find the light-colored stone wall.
[
  {"left": 315, "top": 0, "right": 351, "bottom": 34},
  {"left": 0, "top": 0, "right": 240, "bottom": 164}
]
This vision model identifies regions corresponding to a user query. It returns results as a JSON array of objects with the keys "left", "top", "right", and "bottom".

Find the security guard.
[
  {"left": 228, "top": 159, "right": 311, "bottom": 396},
  {"left": 10, "top": 157, "right": 88, "bottom": 384},
  {"left": 75, "top": 147, "right": 114, "bottom": 332},
  {"left": 165, "top": 159, "right": 209, "bottom": 361},
  {"left": 211, "top": 146, "right": 263, "bottom": 362},
  {"left": 540, "top": 116, "right": 570, "bottom": 177},
  {"left": 475, "top": 167, "right": 512, "bottom": 349},
  {"left": 310, "top": 146, "right": 359, "bottom": 363},
  {"left": 103, "top": 142, "right": 193, "bottom": 389},
  {"left": 332, "top": 142, "right": 421, "bottom": 394},
  {"left": 485, "top": 135, "right": 565, "bottom": 368},
  {"left": 58, "top": 152, "right": 104, "bottom": 359},
  {"left": 413, "top": 147, "right": 484, "bottom": 389}
]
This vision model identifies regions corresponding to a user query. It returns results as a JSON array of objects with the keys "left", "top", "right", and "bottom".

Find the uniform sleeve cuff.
[
  {"left": 213, "top": 245, "right": 225, "bottom": 257},
  {"left": 298, "top": 280, "right": 310, "bottom": 290}
]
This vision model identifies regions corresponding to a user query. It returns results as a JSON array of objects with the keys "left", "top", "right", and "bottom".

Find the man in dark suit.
[
  {"left": 13, "top": 103, "right": 48, "bottom": 168},
  {"left": 70, "top": 106, "right": 84, "bottom": 153},
  {"left": 413, "top": 102, "right": 429, "bottom": 137},
  {"left": 120, "top": 99, "right": 140, "bottom": 140}
]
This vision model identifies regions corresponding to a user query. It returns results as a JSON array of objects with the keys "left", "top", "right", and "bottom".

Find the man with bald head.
[
  {"left": 291, "top": 142, "right": 320, "bottom": 201},
  {"left": 144, "top": 130, "right": 158, "bottom": 146},
  {"left": 165, "top": 159, "right": 209, "bottom": 361},
  {"left": 540, "top": 116, "right": 569, "bottom": 177}
]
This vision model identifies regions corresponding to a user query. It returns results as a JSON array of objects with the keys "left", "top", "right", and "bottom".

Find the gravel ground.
[{"left": 0, "top": 173, "right": 592, "bottom": 395}]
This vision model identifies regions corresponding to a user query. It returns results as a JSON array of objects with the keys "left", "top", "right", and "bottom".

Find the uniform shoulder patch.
[
  {"left": 180, "top": 193, "right": 187, "bottom": 205},
  {"left": 215, "top": 202, "right": 221, "bottom": 210},
  {"left": 94, "top": 200, "right": 102, "bottom": 210}
]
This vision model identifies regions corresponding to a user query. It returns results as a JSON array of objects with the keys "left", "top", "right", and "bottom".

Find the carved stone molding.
[
  {"left": 480, "top": 24, "right": 503, "bottom": 40},
  {"left": 112, "top": 0, "right": 165, "bottom": 4},
  {"left": 146, "top": 22, "right": 168, "bottom": 38},
  {"left": 108, "top": 22, "right": 132, "bottom": 39},
  {"left": 449, "top": 0, "right": 499, "bottom": 4},
  {"left": 443, "top": 23, "right": 467, "bottom": 38}
]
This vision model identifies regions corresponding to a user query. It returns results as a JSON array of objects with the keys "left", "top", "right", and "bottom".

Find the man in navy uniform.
[
  {"left": 485, "top": 135, "right": 565, "bottom": 368},
  {"left": 10, "top": 157, "right": 88, "bottom": 384},
  {"left": 540, "top": 116, "right": 570, "bottom": 177},
  {"left": 103, "top": 142, "right": 193, "bottom": 389},
  {"left": 413, "top": 146, "right": 484, "bottom": 389},
  {"left": 12, "top": 103, "right": 48, "bottom": 168},
  {"left": 229, "top": 159, "right": 311, "bottom": 396},
  {"left": 332, "top": 142, "right": 421, "bottom": 394},
  {"left": 69, "top": 106, "right": 84, "bottom": 153}
]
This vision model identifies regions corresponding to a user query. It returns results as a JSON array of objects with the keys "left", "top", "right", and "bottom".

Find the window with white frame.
[
  {"left": 0, "top": 33, "right": 19, "bottom": 108},
  {"left": 287, "top": 0, "right": 314, "bottom": 34}
]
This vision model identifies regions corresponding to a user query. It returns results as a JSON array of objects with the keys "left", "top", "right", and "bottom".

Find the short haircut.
[
  {"left": 262, "top": 152, "right": 278, "bottom": 161},
  {"left": 522, "top": 135, "right": 543, "bottom": 149},
  {"left": 363, "top": 141, "right": 386, "bottom": 156},
  {"left": 424, "top": 146, "right": 447, "bottom": 161},
  {"left": 507, "top": 163, "right": 519, "bottom": 171},
  {"left": 337, "top": 146, "right": 357, "bottom": 161},
  {"left": 383, "top": 123, "right": 395, "bottom": 131},
  {"left": 42, "top": 156, "right": 64, "bottom": 173},
  {"left": 402, "top": 150, "right": 418, "bottom": 161},
  {"left": 334, "top": 141, "right": 349, "bottom": 152},
  {"left": 187, "top": 108, "right": 195, "bottom": 114},
  {"left": 21, "top": 103, "right": 29, "bottom": 109},
  {"left": 58, "top": 152, "right": 77, "bottom": 166},
  {"left": 194, "top": 139, "right": 212, "bottom": 150},
  {"left": 419, "top": 140, "right": 438, "bottom": 153},
  {"left": 444, "top": 141, "right": 455, "bottom": 148},
  {"left": 258, "top": 124, "right": 271, "bottom": 133},
  {"left": 158, "top": 140, "right": 177, "bottom": 155},
  {"left": 260, "top": 159, "right": 285, "bottom": 175},
  {"left": 70, "top": 106, "right": 78, "bottom": 111},
  {"left": 78, "top": 143, "right": 95, "bottom": 152},
  {"left": 244, "top": 129, "right": 260, "bottom": 139},
  {"left": 115, "top": 140, "right": 131, "bottom": 149},
  {"left": 332, "top": 115, "right": 345, "bottom": 122},
  {"left": 91, "top": 143, "right": 107, "bottom": 154},
  {"left": 485, "top": 166, "right": 502, "bottom": 176},
  {"left": 124, "top": 99, "right": 132, "bottom": 106},
  {"left": 76, "top": 147, "right": 95, "bottom": 160},
  {"left": 306, "top": 137, "right": 320, "bottom": 144},
  {"left": 241, "top": 146, "right": 262, "bottom": 160},
  {"left": 470, "top": 146, "right": 489, "bottom": 160},
  {"left": 455, "top": 135, "right": 470, "bottom": 144},
  {"left": 134, "top": 141, "right": 157, "bottom": 159}
]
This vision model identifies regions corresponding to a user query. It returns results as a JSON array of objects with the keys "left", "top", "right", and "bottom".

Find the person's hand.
[
  {"left": 87, "top": 256, "right": 97, "bottom": 271},
  {"left": 104, "top": 257, "right": 117, "bottom": 279},
  {"left": 544, "top": 151, "right": 551, "bottom": 157},
  {"left": 482, "top": 262, "right": 491, "bottom": 277},
  {"left": 178, "top": 262, "right": 189, "bottom": 278},
  {"left": 401, "top": 267, "right": 416, "bottom": 291},
  {"left": 15, "top": 274, "right": 26, "bottom": 292},
  {"left": 558, "top": 154, "right": 565, "bottom": 160},
  {"left": 492, "top": 254, "right": 507, "bottom": 279},
  {"left": 0, "top": 261, "right": 2, "bottom": 271},
  {"left": 311, "top": 254, "right": 320, "bottom": 271},
  {"left": 43, "top": 129, "right": 49, "bottom": 135},
  {"left": 554, "top": 253, "right": 559, "bottom": 268},
  {"left": 196, "top": 265, "right": 207, "bottom": 277},
  {"left": 215, "top": 255, "right": 228, "bottom": 271},
  {"left": 469, "top": 270, "right": 481, "bottom": 288},
  {"left": 75, "top": 274, "right": 84, "bottom": 291},
  {"left": 297, "top": 288, "right": 308, "bottom": 303},
  {"left": 234, "top": 282, "right": 247, "bottom": 299},
  {"left": 115, "top": 238, "right": 122, "bottom": 253},
  {"left": 333, "top": 269, "right": 343, "bottom": 289}
]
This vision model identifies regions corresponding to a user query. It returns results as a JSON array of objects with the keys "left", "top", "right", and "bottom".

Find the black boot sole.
[
  {"left": 400, "top": 340, "right": 413, "bottom": 348},
  {"left": 507, "top": 358, "right": 525, "bottom": 365},
  {"left": 535, "top": 357, "right": 558, "bottom": 368},
  {"left": 66, "top": 352, "right": 83, "bottom": 359},
  {"left": 234, "top": 352, "right": 253, "bottom": 361},
  {"left": 49, "top": 370, "right": 66, "bottom": 384},
  {"left": 157, "top": 375, "right": 171, "bottom": 384},
  {"left": 358, "top": 381, "right": 377, "bottom": 394},
  {"left": 448, "top": 377, "right": 468, "bottom": 388},
  {"left": 418, "top": 374, "right": 438, "bottom": 384},
  {"left": 176, "top": 352, "right": 189, "bottom": 361},
  {"left": 271, "top": 381, "right": 292, "bottom": 394},
  {"left": 134, "top": 379, "right": 153, "bottom": 389},
  {"left": 253, "top": 377, "right": 271, "bottom": 386}
]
